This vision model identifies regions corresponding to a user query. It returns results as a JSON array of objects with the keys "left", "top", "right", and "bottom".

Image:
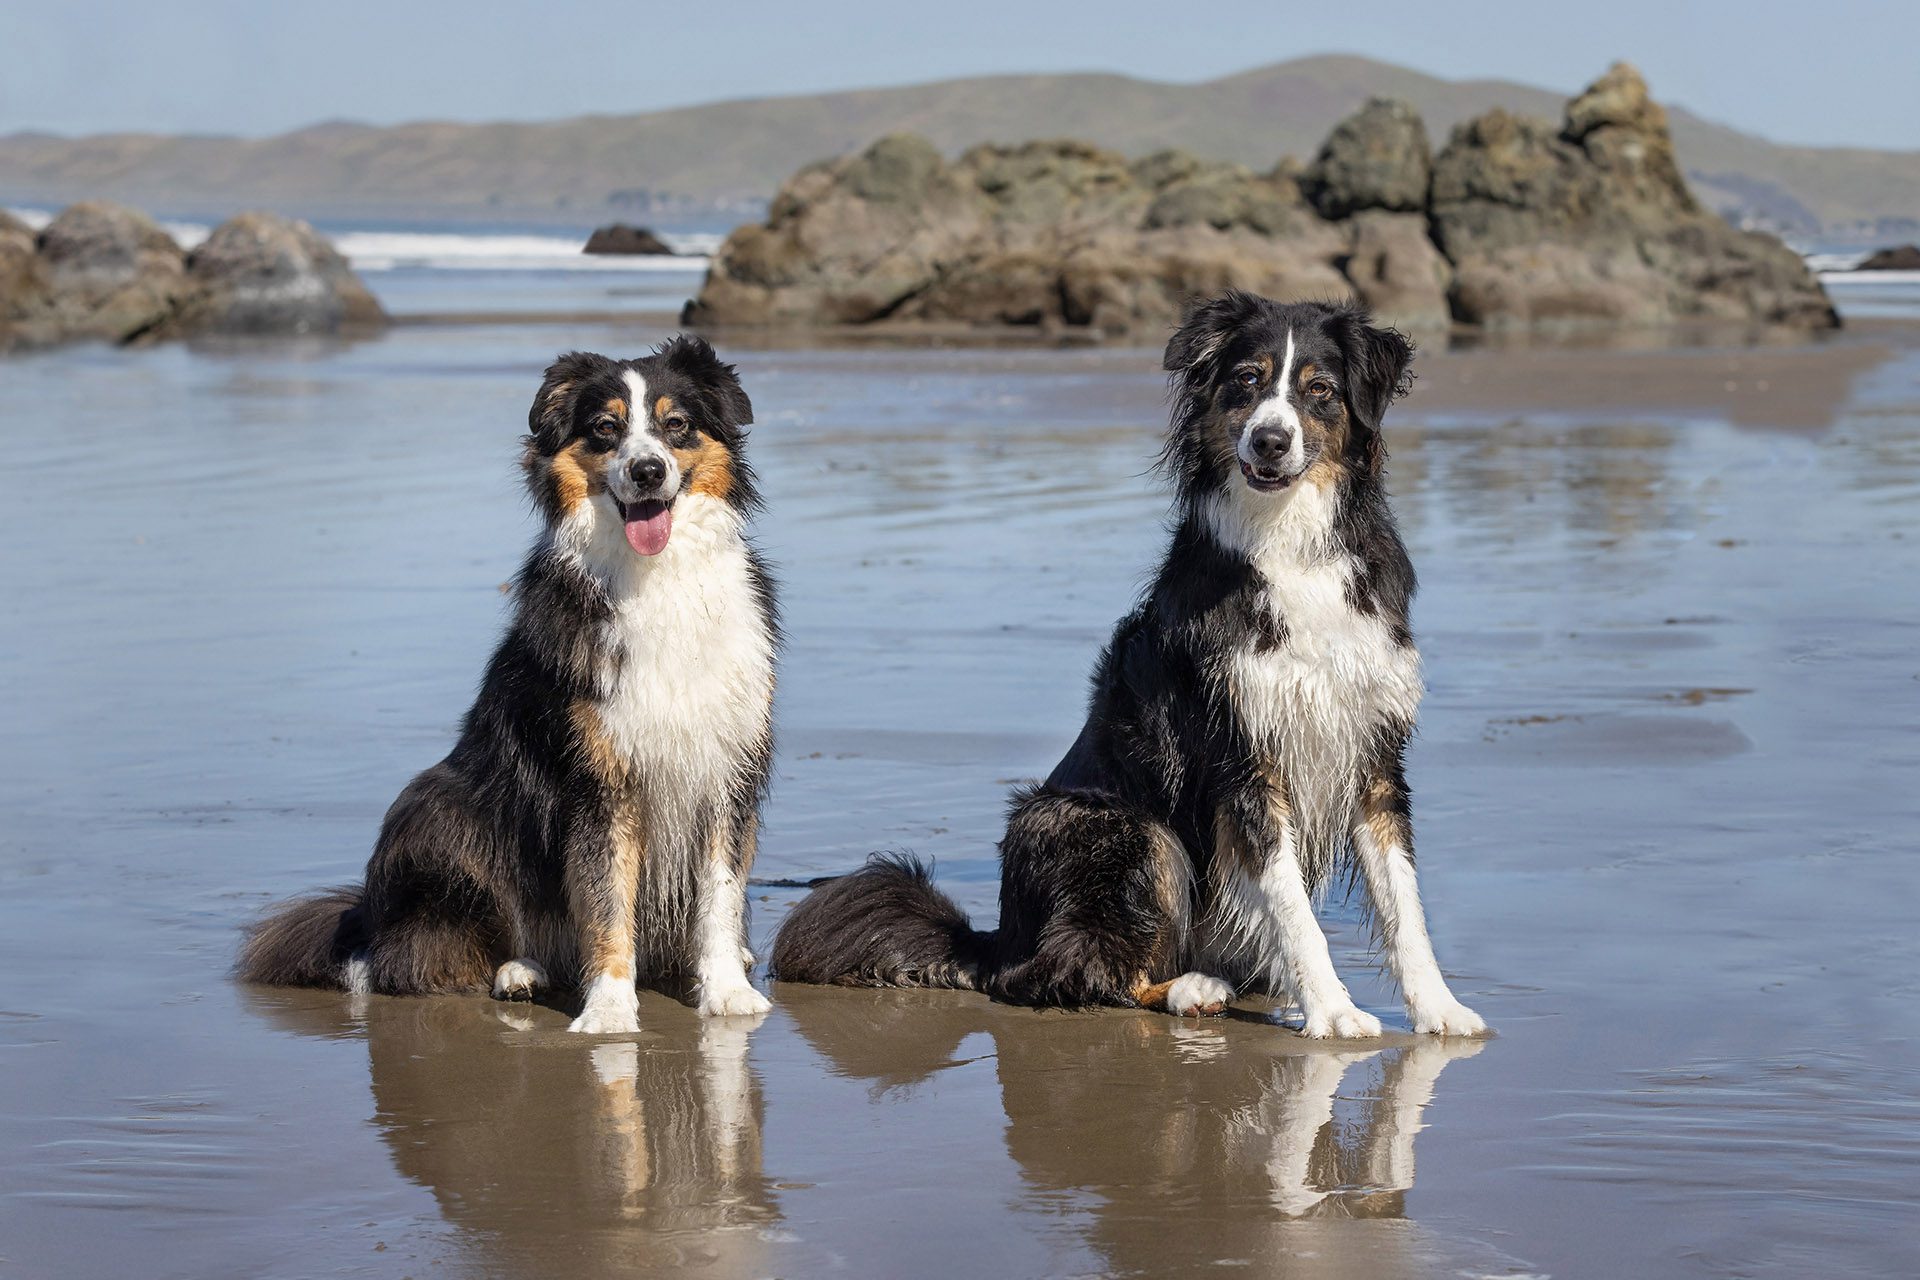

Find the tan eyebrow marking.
[
  {"left": 603, "top": 397, "right": 626, "bottom": 418},
  {"left": 655, "top": 396, "right": 677, "bottom": 422}
]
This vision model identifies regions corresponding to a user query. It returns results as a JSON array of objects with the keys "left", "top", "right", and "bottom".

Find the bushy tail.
[
  {"left": 237, "top": 886, "right": 367, "bottom": 989},
  {"left": 771, "top": 854, "right": 996, "bottom": 991}
]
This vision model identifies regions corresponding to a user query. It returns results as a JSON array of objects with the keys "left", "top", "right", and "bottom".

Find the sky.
[{"left": 2, "top": 0, "right": 1915, "bottom": 151}]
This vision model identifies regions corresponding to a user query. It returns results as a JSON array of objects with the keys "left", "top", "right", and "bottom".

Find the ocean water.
[{"left": 2, "top": 259, "right": 1919, "bottom": 1277}]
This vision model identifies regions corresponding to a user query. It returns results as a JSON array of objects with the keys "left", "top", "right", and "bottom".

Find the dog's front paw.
[
  {"left": 1166, "top": 972, "right": 1235, "bottom": 1017},
  {"left": 1409, "top": 996, "right": 1489, "bottom": 1037},
  {"left": 697, "top": 982, "right": 772, "bottom": 1018},
  {"left": 568, "top": 975, "right": 639, "bottom": 1035},
  {"left": 1301, "top": 1003, "right": 1384, "bottom": 1040},
  {"left": 492, "top": 958, "right": 549, "bottom": 1002}
]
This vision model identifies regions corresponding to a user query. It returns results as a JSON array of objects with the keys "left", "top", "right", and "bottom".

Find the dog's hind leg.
[
  {"left": 1353, "top": 758, "right": 1487, "bottom": 1036},
  {"left": 693, "top": 812, "right": 771, "bottom": 1018},
  {"left": 989, "top": 788, "right": 1202, "bottom": 1010}
]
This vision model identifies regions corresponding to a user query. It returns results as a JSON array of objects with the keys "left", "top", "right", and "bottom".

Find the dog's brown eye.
[
  {"left": 1236, "top": 368, "right": 1261, "bottom": 388},
  {"left": 663, "top": 415, "right": 692, "bottom": 438},
  {"left": 590, "top": 417, "right": 621, "bottom": 441},
  {"left": 1308, "top": 379, "right": 1334, "bottom": 399}
]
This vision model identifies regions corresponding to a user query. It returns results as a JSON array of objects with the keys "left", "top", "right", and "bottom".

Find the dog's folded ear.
[
  {"left": 1338, "top": 311, "right": 1415, "bottom": 432},
  {"left": 1163, "top": 289, "right": 1265, "bottom": 378},
  {"left": 527, "top": 351, "right": 602, "bottom": 456},
  {"left": 661, "top": 334, "right": 754, "bottom": 431}
]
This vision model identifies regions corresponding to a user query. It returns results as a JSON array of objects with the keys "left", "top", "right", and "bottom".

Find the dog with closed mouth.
[
  {"left": 773, "top": 292, "right": 1486, "bottom": 1038},
  {"left": 240, "top": 336, "right": 778, "bottom": 1033}
]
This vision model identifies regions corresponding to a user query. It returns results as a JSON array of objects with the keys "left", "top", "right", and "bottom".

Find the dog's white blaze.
[
  {"left": 1353, "top": 825, "right": 1486, "bottom": 1035},
  {"left": 1238, "top": 328, "right": 1307, "bottom": 477},
  {"left": 613, "top": 369, "right": 679, "bottom": 499},
  {"left": 554, "top": 489, "right": 775, "bottom": 970},
  {"left": 693, "top": 860, "right": 771, "bottom": 1017},
  {"left": 1203, "top": 478, "right": 1423, "bottom": 883}
]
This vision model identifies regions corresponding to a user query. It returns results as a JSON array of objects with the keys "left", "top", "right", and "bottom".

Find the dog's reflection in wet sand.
[
  {"left": 247, "top": 989, "right": 775, "bottom": 1275},
  {"left": 785, "top": 988, "right": 1484, "bottom": 1273}
]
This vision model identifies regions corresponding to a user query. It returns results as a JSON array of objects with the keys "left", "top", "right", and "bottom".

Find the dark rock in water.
[
  {"left": 688, "top": 64, "right": 1836, "bottom": 336},
  {"left": 1855, "top": 244, "right": 1920, "bottom": 271},
  {"left": 1431, "top": 63, "right": 1836, "bottom": 330},
  {"left": 582, "top": 223, "right": 677, "bottom": 255},
  {"left": 34, "top": 201, "right": 190, "bottom": 341},
  {"left": 1299, "top": 98, "right": 1432, "bottom": 220},
  {"left": 157, "top": 211, "right": 386, "bottom": 337}
]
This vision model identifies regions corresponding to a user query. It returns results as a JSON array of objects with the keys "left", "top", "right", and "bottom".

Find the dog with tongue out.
[{"left": 240, "top": 336, "right": 781, "bottom": 1037}]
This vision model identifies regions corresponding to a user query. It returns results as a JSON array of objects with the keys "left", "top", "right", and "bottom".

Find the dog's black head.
[
  {"left": 523, "top": 335, "right": 755, "bottom": 555},
  {"left": 1160, "top": 292, "right": 1413, "bottom": 505}
]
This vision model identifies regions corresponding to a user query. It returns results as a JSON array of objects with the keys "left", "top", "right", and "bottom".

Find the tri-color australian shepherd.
[
  {"left": 240, "top": 336, "right": 778, "bottom": 1034},
  {"left": 774, "top": 292, "right": 1487, "bottom": 1038}
]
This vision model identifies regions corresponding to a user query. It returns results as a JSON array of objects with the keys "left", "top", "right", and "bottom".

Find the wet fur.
[
  {"left": 775, "top": 294, "right": 1483, "bottom": 1036},
  {"left": 240, "top": 337, "right": 778, "bottom": 1021}
]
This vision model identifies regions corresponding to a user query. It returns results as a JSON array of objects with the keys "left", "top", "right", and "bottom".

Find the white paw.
[
  {"left": 491, "top": 958, "right": 549, "bottom": 1001},
  {"left": 1410, "top": 997, "right": 1489, "bottom": 1037},
  {"left": 1301, "top": 1003, "right": 1384, "bottom": 1039},
  {"left": 697, "top": 981, "right": 772, "bottom": 1018},
  {"left": 568, "top": 974, "right": 639, "bottom": 1035},
  {"left": 1166, "top": 972, "right": 1235, "bottom": 1017}
]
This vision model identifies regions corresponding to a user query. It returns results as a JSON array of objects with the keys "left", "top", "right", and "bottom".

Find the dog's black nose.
[
  {"left": 1249, "top": 425, "right": 1292, "bottom": 463},
  {"left": 628, "top": 456, "right": 667, "bottom": 491}
]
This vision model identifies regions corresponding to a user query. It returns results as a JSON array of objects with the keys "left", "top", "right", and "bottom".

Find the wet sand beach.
[{"left": 2, "top": 298, "right": 1918, "bottom": 1276}]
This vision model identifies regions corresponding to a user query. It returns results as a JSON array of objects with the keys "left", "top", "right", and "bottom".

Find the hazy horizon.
[{"left": 1, "top": 0, "right": 1916, "bottom": 152}]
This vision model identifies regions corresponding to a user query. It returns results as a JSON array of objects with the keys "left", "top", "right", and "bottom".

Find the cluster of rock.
[
  {"left": 582, "top": 223, "right": 678, "bottom": 255},
  {"left": 686, "top": 64, "right": 1837, "bottom": 335},
  {"left": 1, "top": 203, "right": 385, "bottom": 352}
]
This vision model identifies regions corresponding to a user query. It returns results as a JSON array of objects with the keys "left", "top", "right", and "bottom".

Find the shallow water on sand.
[{"left": 2, "top": 319, "right": 1918, "bottom": 1278}]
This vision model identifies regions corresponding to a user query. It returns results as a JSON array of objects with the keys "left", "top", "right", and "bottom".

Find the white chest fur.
[
  {"left": 1205, "top": 484, "right": 1423, "bottom": 869},
  {"left": 555, "top": 493, "right": 775, "bottom": 845}
]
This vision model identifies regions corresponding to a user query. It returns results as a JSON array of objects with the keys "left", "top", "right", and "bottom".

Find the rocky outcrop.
[
  {"left": 1855, "top": 245, "right": 1920, "bottom": 271},
  {"left": 1430, "top": 64, "right": 1836, "bottom": 330},
  {"left": 687, "top": 135, "right": 1347, "bottom": 334},
  {"left": 0, "top": 204, "right": 385, "bottom": 351},
  {"left": 583, "top": 223, "right": 677, "bottom": 255},
  {"left": 1299, "top": 98, "right": 1432, "bottom": 220},
  {"left": 687, "top": 63, "right": 1836, "bottom": 337},
  {"left": 156, "top": 211, "right": 385, "bottom": 338}
]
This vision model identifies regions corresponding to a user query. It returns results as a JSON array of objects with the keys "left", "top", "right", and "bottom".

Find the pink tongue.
[{"left": 623, "top": 501, "right": 672, "bottom": 556}]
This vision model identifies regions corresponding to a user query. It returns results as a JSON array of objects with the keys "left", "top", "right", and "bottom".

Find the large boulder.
[
  {"left": 158, "top": 211, "right": 386, "bottom": 337},
  {"left": 34, "top": 201, "right": 189, "bottom": 341},
  {"left": 1430, "top": 63, "right": 1836, "bottom": 329},
  {"left": 685, "top": 133, "right": 991, "bottom": 326},
  {"left": 1299, "top": 98, "right": 1433, "bottom": 220},
  {"left": 1, "top": 216, "right": 53, "bottom": 349}
]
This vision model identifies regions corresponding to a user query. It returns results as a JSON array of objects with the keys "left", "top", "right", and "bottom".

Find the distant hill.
[{"left": 2, "top": 55, "right": 1914, "bottom": 236}]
